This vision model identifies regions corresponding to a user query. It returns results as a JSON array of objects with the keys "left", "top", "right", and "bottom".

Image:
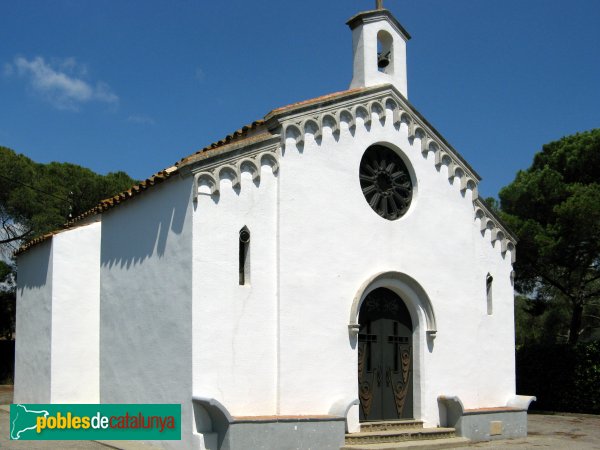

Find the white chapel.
[{"left": 14, "top": 3, "right": 535, "bottom": 450}]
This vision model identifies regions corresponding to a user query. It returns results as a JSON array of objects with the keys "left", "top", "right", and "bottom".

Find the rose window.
[{"left": 359, "top": 145, "right": 413, "bottom": 220}]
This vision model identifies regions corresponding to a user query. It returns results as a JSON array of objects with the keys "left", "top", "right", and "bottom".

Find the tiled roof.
[
  {"left": 14, "top": 87, "right": 369, "bottom": 256},
  {"left": 175, "top": 120, "right": 268, "bottom": 168},
  {"left": 265, "top": 88, "right": 366, "bottom": 118},
  {"left": 15, "top": 231, "right": 62, "bottom": 255},
  {"left": 67, "top": 167, "right": 179, "bottom": 225},
  {"left": 13, "top": 116, "right": 278, "bottom": 256}
]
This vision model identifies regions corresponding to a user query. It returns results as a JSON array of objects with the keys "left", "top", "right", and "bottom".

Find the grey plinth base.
[
  {"left": 438, "top": 395, "right": 536, "bottom": 442},
  {"left": 192, "top": 396, "right": 345, "bottom": 450},
  {"left": 223, "top": 416, "right": 345, "bottom": 450},
  {"left": 455, "top": 409, "right": 528, "bottom": 441}
]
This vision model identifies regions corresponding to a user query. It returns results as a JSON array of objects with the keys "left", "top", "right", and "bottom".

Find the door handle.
[{"left": 386, "top": 367, "right": 392, "bottom": 387}]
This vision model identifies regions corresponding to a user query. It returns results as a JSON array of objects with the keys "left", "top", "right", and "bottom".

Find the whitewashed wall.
[
  {"left": 50, "top": 221, "right": 101, "bottom": 403},
  {"left": 193, "top": 163, "right": 279, "bottom": 417},
  {"left": 13, "top": 98, "right": 515, "bottom": 448},
  {"left": 14, "top": 240, "right": 53, "bottom": 403},
  {"left": 277, "top": 105, "right": 515, "bottom": 427},
  {"left": 100, "top": 176, "right": 194, "bottom": 450}
]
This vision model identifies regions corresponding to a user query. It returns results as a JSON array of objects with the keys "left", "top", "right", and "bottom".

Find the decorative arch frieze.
[
  {"left": 303, "top": 118, "right": 321, "bottom": 142},
  {"left": 368, "top": 100, "right": 386, "bottom": 125},
  {"left": 193, "top": 172, "right": 219, "bottom": 196},
  {"left": 284, "top": 123, "right": 303, "bottom": 148},
  {"left": 237, "top": 158, "right": 260, "bottom": 183},
  {"left": 407, "top": 120, "right": 417, "bottom": 141},
  {"left": 321, "top": 113, "right": 339, "bottom": 137},
  {"left": 339, "top": 109, "right": 355, "bottom": 131},
  {"left": 473, "top": 199, "right": 516, "bottom": 263},
  {"left": 435, "top": 150, "right": 453, "bottom": 170},
  {"left": 449, "top": 165, "right": 465, "bottom": 182},
  {"left": 353, "top": 104, "right": 371, "bottom": 127},
  {"left": 191, "top": 142, "right": 279, "bottom": 201},
  {"left": 218, "top": 165, "right": 240, "bottom": 188},
  {"left": 460, "top": 177, "right": 478, "bottom": 198},
  {"left": 258, "top": 151, "right": 279, "bottom": 176},
  {"left": 276, "top": 87, "right": 517, "bottom": 263},
  {"left": 422, "top": 138, "right": 437, "bottom": 157},
  {"left": 503, "top": 241, "right": 516, "bottom": 264}
]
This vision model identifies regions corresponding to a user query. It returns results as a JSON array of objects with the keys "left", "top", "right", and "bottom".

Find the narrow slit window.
[
  {"left": 239, "top": 227, "right": 250, "bottom": 285},
  {"left": 486, "top": 273, "right": 493, "bottom": 315}
]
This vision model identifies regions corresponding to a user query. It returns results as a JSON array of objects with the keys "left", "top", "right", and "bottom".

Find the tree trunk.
[{"left": 568, "top": 301, "right": 584, "bottom": 345}]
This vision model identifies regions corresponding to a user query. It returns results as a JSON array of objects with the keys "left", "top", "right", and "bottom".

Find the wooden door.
[{"left": 358, "top": 288, "right": 413, "bottom": 421}]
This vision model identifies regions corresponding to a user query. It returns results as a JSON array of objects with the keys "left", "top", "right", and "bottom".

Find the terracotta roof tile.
[
  {"left": 14, "top": 168, "right": 178, "bottom": 255},
  {"left": 15, "top": 232, "right": 59, "bottom": 255},
  {"left": 266, "top": 88, "right": 365, "bottom": 117},
  {"left": 14, "top": 120, "right": 269, "bottom": 256},
  {"left": 15, "top": 87, "right": 371, "bottom": 256},
  {"left": 175, "top": 120, "right": 267, "bottom": 167}
]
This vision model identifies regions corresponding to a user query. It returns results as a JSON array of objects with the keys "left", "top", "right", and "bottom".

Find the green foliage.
[
  {"left": 0, "top": 340, "right": 15, "bottom": 384},
  {"left": 0, "top": 260, "right": 15, "bottom": 340},
  {"left": 1, "top": 146, "right": 137, "bottom": 249},
  {"left": 515, "top": 295, "right": 573, "bottom": 346},
  {"left": 0, "top": 145, "right": 137, "bottom": 339},
  {"left": 517, "top": 342, "right": 600, "bottom": 414},
  {"left": 499, "top": 129, "right": 600, "bottom": 344}
]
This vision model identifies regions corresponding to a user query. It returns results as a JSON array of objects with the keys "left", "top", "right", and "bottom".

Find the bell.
[
  {"left": 239, "top": 229, "right": 251, "bottom": 243},
  {"left": 377, "top": 51, "right": 390, "bottom": 69}
]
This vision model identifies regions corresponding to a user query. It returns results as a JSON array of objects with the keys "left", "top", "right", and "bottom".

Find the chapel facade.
[{"left": 14, "top": 5, "right": 534, "bottom": 450}]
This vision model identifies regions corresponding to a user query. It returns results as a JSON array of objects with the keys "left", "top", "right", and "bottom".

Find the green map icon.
[{"left": 10, "top": 404, "right": 49, "bottom": 439}]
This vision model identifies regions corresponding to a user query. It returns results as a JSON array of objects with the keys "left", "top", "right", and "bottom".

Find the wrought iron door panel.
[{"left": 358, "top": 288, "right": 413, "bottom": 421}]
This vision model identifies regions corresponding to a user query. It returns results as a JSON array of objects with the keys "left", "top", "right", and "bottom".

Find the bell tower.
[{"left": 347, "top": 2, "right": 411, "bottom": 98}]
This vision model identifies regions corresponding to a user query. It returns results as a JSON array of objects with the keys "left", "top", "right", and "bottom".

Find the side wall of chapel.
[
  {"left": 99, "top": 176, "right": 195, "bottom": 449},
  {"left": 192, "top": 158, "right": 279, "bottom": 417},
  {"left": 14, "top": 222, "right": 101, "bottom": 405}
]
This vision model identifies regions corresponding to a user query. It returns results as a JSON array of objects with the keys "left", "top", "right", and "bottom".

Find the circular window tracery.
[{"left": 359, "top": 145, "right": 413, "bottom": 220}]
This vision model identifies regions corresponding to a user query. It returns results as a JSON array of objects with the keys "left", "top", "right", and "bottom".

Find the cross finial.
[{"left": 376, "top": 0, "right": 384, "bottom": 9}]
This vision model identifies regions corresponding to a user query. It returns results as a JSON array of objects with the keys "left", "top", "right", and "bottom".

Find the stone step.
[
  {"left": 360, "top": 420, "right": 424, "bottom": 432},
  {"left": 341, "top": 436, "right": 471, "bottom": 450},
  {"left": 344, "top": 427, "right": 457, "bottom": 446}
]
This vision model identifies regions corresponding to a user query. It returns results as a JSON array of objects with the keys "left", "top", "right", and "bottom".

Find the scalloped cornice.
[
  {"left": 474, "top": 198, "right": 517, "bottom": 263},
  {"left": 182, "top": 135, "right": 280, "bottom": 201},
  {"left": 16, "top": 86, "right": 516, "bottom": 263},
  {"left": 265, "top": 84, "right": 517, "bottom": 262}
]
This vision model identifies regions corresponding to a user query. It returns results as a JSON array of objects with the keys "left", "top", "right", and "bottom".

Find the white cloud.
[
  {"left": 127, "top": 114, "right": 156, "bottom": 125},
  {"left": 95, "top": 81, "right": 119, "bottom": 104},
  {"left": 5, "top": 56, "right": 118, "bottom": 111},
  {"left": 57, "top": 57, "right": 87, "bottom": 76}
]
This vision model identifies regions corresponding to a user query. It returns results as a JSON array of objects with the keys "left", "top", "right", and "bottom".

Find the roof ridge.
[
  {"left": 15, "top": 86, "right": 400, "bottom": 256},
  {"left": 13, "top": 118, "right": 272, "bottom": 256}
]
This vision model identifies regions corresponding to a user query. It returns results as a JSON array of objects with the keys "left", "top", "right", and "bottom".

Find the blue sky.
[{"left": 1, "top": 0, "right": 599, "bottom": 199}]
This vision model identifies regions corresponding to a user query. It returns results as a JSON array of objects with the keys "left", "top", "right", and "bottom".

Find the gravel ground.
[
  {"left": 445, "top": 413, "right": 600, "bottom": 450},
  {"left": 1, "top": 385, "right": 599, "bottom": 450}
]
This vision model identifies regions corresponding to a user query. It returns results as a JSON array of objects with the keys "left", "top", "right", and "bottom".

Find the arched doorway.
[{"left": 358, "top": 287, "right": 413, "bottom": 421}]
